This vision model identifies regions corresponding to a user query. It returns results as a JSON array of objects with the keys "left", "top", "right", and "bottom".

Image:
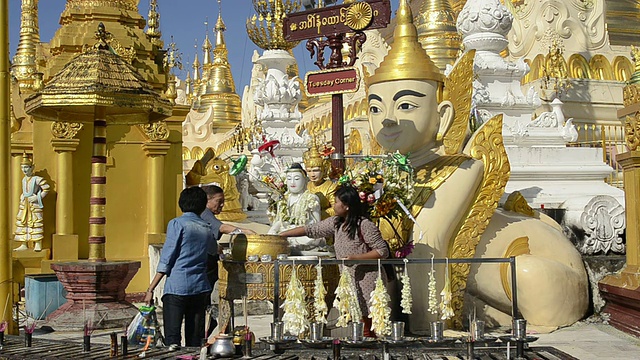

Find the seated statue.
[
  {"left": 303, "top": 146, "right": 337, "bottom": 220},
  {"left": 267, "top": 163, "right": 324, "bottom": 254},
  {"left": 367, "top": 0, "right": 587, "bottom": 332}
]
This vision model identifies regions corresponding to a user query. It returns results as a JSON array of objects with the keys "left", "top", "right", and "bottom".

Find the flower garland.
[
  {"left": 274, "top": 191, "right": 319, "bottom": 227},
  {"left": 428, "top": 255, "right": 438, "bottom": 315},
  {"left": 281, "top": 263, "right": 308, "bottom": 335},
  {"left": 333, "top": 267, "right": 361, "bottom": 327},
  {"left": 400, "top": 259, "right": 412, "bottom": 315},
  {"left": 313, "top": 259, "right": 328, "bottom": 324},
  {"left": 369, "top": 260, "right": 392, "bottom": 336},
  {"left": 439, "top": 258, "right": 454, "bottom": 320}
]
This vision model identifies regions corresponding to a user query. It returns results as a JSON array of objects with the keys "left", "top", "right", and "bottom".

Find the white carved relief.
[
  {"left": 580, "top": 195, "right": 625, "bottom": 255},
  {"left": 183, "top": 106, "right": 215, "bottom": 140}
]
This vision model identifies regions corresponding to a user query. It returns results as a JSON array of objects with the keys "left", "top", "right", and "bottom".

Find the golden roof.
[
  {"left": 367, "top": 0, "right": 443, "bottom": 86},
  {"left": 25, "top": 45, "right": 172, "bottom": 124}
]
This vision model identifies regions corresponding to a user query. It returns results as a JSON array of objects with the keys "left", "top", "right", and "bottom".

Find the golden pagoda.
[{"left": 11, "top": 0, "right": 40, "bottom": 92}]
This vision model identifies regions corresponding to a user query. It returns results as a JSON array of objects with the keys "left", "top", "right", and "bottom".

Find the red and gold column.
[{"left": 89, "top": 108, "right": 107, "bottom": 262}]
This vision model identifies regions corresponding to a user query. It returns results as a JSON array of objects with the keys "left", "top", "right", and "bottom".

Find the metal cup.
[
  {"left": 430, "top": 321, "right": 444, "bottom": 341},
  {"left": 271, "top": 321, "right": 284, "bottom": 341},
  {"left": 310, "top": 322, "right": 324, "bottom": 341},
  {"left": 472, "top": 320, "right": 485, "bottom": 340},
  {"left": 349, "top": 322, "right": 364, "bottom": 342},
  {"left": 391, "top": 321, "right": 405, "bottom": 341},
  {"left": 512, "top": 318, "right": 527, "bottom": 339}
]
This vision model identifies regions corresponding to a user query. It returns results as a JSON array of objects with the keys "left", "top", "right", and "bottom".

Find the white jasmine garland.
[
  {"left": 439, "top": 259, "right": 454, "bottom": 320},
  {"left": 428, "top": 257, "right": 438, "bottom": 315},
  {"left": 400, "top": 261, "right": 412, "bottom": 314},
  {"left": 281, "top": 264, "right": 309, "bottom": 335}
]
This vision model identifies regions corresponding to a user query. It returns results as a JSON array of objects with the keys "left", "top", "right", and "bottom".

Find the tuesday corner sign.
[{"left": 305, "top": 67, "right": 360, "bottom": 96}]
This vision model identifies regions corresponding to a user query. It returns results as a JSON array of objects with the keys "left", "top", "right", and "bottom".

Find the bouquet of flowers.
[{"left": 340, "top": 152, "right": 416, "bottom": 257}]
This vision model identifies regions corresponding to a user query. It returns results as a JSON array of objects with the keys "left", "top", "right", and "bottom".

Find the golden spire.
[
  {"left": 246, "top": 0, "right": 300, "bottom": 50},
  {"left": 366, "top": 0, "right": 443, "bottom": 86},
  {"left": 195, "top": 0, "right": 242, "bottom": 122},
  {"left": 145, "top": 0, "right": 162, "bottom": 44},
  {"left": 11, "top": 0, "right": 40, "bottom": 91},
  {"left": 202, "top": 35, "right": 213, "bottom": 71},
  {"left": 416, "top": 0, "right": 462, "bottom": 72}
]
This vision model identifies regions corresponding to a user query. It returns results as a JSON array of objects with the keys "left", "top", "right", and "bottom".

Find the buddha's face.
[
  {"left": 307, "top": 166, "right": 323, "bottom": 183},
  {"left": 368, "top": 80, "right": 442, "bottom": 155},
  {"left": 286, "top": 170, "right": 307, "bottom": 195}
]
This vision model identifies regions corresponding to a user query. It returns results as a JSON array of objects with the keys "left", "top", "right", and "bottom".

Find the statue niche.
[
  {"left": 367, "top": 0, "right": 588, "bottom": 332},
  {"left": 14, "top": 153, "right": 50, "bottom": 252}
]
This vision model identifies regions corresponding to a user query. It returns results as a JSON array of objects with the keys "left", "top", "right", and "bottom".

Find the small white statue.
[
  {"left": 268, "top": 163, "right": 323, "bottom": 253},
  {"left": 14, "top": 153, "right": 50, "bottom": 252}
]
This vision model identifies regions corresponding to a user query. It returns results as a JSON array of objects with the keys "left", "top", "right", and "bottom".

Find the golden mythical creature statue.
[
  {"left": 303, "top": 145, "right": 337, "bottom": 220},
  {"left": 367, "top": 0, "right": 588, "bottom": 332},
  {"left": 14, "top": 153, "right": 50, "bottom": 252},
  {"left": 185, "top": 149, "right": 246, "bottom": 222}
]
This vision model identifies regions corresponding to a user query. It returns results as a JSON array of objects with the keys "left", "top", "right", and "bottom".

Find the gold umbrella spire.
[
  {"left": 11, "top": 0, "right": 40, "bottom": 91},
  {"left": 246, "top": 0, "right": 300, "bottom": 50},
  {"left": 416, "top": 0, "right": 462, "bottom": 72},
  {"left": 145, "top": 0, "right": 161, "bottom": 44}
]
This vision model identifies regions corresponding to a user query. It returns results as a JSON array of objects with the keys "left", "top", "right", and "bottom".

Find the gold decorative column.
[
  {"left": 50, "top": 121, "right": 83, "bottom": 260},
  {"left": 0, "top": 0, "right": 15, "bottom": 334},
  {"left": 89, "top": 108, "right": 107, "bottom": 262},
  {"left": 11, "top": 0, "right": 39, "bottom": 91},
  {"left": 140, "top": 121, "right": 171, "bottom": 246},
  {"left": 599, "top": 54, "right": 640, "bottom": 336}
]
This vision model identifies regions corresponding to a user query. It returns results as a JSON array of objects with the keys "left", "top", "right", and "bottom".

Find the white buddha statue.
[
  {"left": 366, "top": 0, "right": 588, "bottom": 332},
  {"left": 268, "top": 163, "right": 323, "bottom": 253}
]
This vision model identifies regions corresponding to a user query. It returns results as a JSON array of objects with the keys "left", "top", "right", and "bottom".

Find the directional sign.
[
  {"left": 305, "top": 67, "right": 360, "bottom": 96},
  {"left": 283, "top": 0, "right": 391, "bottom": 42}
]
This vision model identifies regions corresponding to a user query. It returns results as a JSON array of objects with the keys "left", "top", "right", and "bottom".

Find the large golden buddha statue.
[
  {"left": 303, "top": 146, "right": 337, "bottom": 220},
  {"left": 367, "top": 0, "right": 588, "bottom": 332}
]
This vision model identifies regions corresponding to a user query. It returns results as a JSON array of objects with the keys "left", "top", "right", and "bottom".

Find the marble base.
[
  {"left": 46, "top": 261, "right": 140, "bottom": 330},
  {"left": 598, "top": 266, "right": 640, "bottom": 337}
]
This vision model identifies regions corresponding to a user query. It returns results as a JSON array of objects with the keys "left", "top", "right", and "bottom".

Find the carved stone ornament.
[
  {"left": 51, "top": 121, "right": 84, "bottom": 139},
  {"left": 457, "top": 0, "right": 513, "bottom": 52},
  {"left": 580, "top": 195, "right": 625, "bottom": 255},
  {"left": 625, "top": 113, "right": 640, "bottom": 151},
  {"left": 140, "top": 121, "right": 170, "bottom": 141}
]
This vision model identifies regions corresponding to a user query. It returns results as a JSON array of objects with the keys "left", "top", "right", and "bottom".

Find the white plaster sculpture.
[
  {"left": 267, "top": 163, "right": 323, "bottom": 253},
  {"left": 14, "top": 153, "right": 50, "bottom": 252}
]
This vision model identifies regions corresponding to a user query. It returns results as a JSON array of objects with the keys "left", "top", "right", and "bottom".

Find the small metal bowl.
[
  {"left": 261, "top": 254, "right": 272, "bottom": 262},
  {"left": 277, "top": 253, "right": 288, "bottom": 260},
  {"left": 247, "top": 255, "right": 259, "bottom": 262}
]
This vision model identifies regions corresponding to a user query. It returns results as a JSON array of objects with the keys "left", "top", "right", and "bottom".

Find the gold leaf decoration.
[
  {"left": 443, "top": 50, "right": 475, "bottom": 155},
  {"left": 345, "top": 2, "right": 373, "bottom": 31},
  {"left": 626, "top": 113, "right": 640, "bottom": 151},
  {"left": 447, "top": 114, "right": 510, "bottom": 328},
  {"left": 139, "top": 121, "right": 169, "bottom": 141},
  {"left": 503, "top": 191, "right": 534, "bottom": 217},
  {"left": 500, "top": 236, "right": 531, "bottom": 301},
  {"left": 51, "top": 121, "right": 84, "bottom": 139}
]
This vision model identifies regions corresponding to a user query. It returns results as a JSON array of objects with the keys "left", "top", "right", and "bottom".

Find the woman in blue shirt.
[{"left": 145, "top": 186, "right": 214, "bottom": 349}]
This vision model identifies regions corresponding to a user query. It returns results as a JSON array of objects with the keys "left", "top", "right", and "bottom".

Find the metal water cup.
[
  {"left": 271, "top": 321, "right": 284, "bottom": 341},
  {"left": 391, "top": 321, "right": 405, "bottom": 341},
  {"left": 430, "top": 321, "right": 444, "bottom": 341},
  {"left": 349, "top": 322, "right": 364, "bottom": 341},
  {"left": 310, "top": 322, "right": 324, "bottom": 341},
  {"left": 512, "top": 319, "right": 527, "bottom": 339},
  {"left": 472, "top": 320, "right": 485, "bottom": 340}
]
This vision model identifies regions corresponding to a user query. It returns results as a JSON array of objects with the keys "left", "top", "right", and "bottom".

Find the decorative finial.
[
  {"left": 11, "top": 0, "right": 40, "bottom": 91},
  {"left": 94, "top": 23, "right": 112, "bottom": 51},
  {"left": 366, "top": 0, "right": 443, "bottom": 86},
  {"left": 146, "top": 0, "right": 162, "bottom": 43},
  {"left": 21, "top": 152, "right": 33, "bottom": 166},
  {"left": 247, "top": 0, "right": 300, "bottom": 50},
  {"left": 163, "top": 36, "right": 183, "bottom": 74}
]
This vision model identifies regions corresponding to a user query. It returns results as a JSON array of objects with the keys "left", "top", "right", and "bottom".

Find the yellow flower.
[{"left": 369, "top": 177, "right": 377, "bottom": 184}]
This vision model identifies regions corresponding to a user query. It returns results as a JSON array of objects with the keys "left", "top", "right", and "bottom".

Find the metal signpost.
[{"left": 283, "top": 0, "right": 391, "bottom": 175}]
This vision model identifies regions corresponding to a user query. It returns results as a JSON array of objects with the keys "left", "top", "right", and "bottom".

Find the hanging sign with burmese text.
[
  {"left": 283, "top": 0, "right": 391, "bottom": 42},
  {"left": 305, "top": 67, "right": 359, "bottom": 96}
]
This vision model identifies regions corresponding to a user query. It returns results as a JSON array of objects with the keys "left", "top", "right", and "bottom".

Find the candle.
[{"left": 243, "top": 296, "right": 248, "bottom": 329}]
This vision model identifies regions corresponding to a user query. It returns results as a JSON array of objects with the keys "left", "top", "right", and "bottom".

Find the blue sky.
[{"left": 7, "top": 0, "right": 326, "bottom": 92}]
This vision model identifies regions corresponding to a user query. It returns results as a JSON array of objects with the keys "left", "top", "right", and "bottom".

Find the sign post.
[{"left": 283, "top": 0, "right": 391, "bottom": 176}]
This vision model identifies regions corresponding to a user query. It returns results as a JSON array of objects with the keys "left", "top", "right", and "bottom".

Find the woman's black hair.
[
  {"left": 334, "top": 185, "right": 366, "bottom": 239},
  {"left": 178, "top": 186, "right": 208, "bottom": 214}
]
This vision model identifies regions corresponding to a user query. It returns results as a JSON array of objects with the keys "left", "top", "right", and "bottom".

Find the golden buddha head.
[
  {"left": 366, "top": 0, "right": 454, "bottom": 156},
  {"left": 303, "top": 146, "right": 328, "bottom": 184}
]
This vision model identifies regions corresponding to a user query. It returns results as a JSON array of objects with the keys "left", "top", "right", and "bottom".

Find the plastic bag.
[{"left": 127, "top": 305, "right": 159, "bottom": 347}]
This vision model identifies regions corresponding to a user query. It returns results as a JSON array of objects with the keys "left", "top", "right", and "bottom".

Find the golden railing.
[{"left": 567, "top": 123, "right": 627, "bottom": 189}]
